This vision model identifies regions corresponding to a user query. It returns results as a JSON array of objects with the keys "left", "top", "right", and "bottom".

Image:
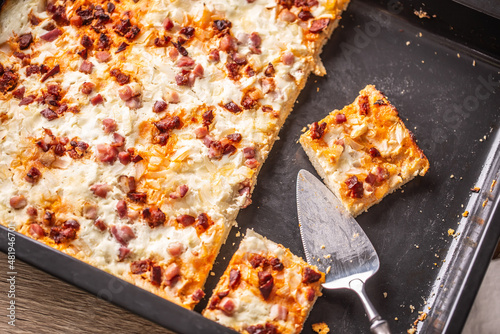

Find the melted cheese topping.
[
  {"left": 300, "top": 85, "right": 430, "bottom": 216},
  {"left": 0, "top": 0, "right": 348, "bottom": 308},
  {"left": 203, "top": 230, "right": 324, "bottom": 334}
]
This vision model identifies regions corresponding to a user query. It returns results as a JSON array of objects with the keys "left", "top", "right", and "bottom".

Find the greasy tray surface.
[{"left": 2, "top": 0, "right": 500, "bottom": 333}]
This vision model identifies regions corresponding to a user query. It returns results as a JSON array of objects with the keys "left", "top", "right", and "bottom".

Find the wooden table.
[{"left": 0, "top": 252, "right": 173, "bottom": 334}]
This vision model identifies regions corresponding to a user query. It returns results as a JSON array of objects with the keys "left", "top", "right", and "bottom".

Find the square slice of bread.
[
  {"left": 203, "top": 230, "right": 324, "bottom": 334},
  {"left": 300, "top": 85, "right": 430, "bottom": 217}
]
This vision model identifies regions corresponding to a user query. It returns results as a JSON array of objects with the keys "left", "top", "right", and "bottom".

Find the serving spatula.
[{"left": 296, "top": 169, "right": 391, "bottom": 334}]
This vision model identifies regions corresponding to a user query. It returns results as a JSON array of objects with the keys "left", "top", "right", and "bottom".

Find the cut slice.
[
  {"left": 203, "top": 230, "right": 324, "bottom": 334},
  {"left": 300, "top": 85, "right": 429, "bottom": 217}
]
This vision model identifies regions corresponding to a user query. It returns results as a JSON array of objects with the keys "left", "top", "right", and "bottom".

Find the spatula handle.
[{"left": 349, "top": 279, "right": 391, "bottom": 334}]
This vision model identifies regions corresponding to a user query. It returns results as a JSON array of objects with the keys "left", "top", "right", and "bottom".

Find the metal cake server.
[{"left": 296, "top": 169, "right": 391, "bottom": 334}]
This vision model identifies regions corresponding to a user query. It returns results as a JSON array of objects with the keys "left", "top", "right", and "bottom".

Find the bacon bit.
[
  {"left": 374, "top": 166, "right": 390, "bottom": 183},
  {"left": 269, "top": 257, "right": 284, "bottom": 271},
  {"left": 77, "top": 48, "right": 88, "bottom": 59},
  {"left": 172, "top": 40, "right": 188, "bottom": 57},
  {"left": 97, "top": 33, "right": 111, "bottom": 50},
  {"left": 192, "top": 64, "right": 204, "bottom": 78},
  {"left": 180, "top": 26, "right": 195, "bottom": 39},
  {"left": 164, "top": 263, "right": 180, "bottom": 282},
  {"left": 345, "top": 175, "right": 364, "bottom": 198},
  {"left": 369, "top": 147, "right": 381, "bottom": 157},
  {"left": 302, "top": 267, "right": 322, "bottom": 283},
  {"left": 43, "top": 211, "right": 54, "bottom": 226},
  {"left": 194, "top": 127, "right": 208, "bottom": 139},
  {"left": 125, "top": 26, "right": 141, "bottom": 41},
  {"left": 82, "top": 204, "right": 98, "bottom": 220},
  {"left": 127, "top": 192, "right": 147, "bottom": 203},
  {"left": 80, "top": 82, "right": 95, "bottom": 95},
  {"left": 40, "top": 108, "right": 58, "bottom": 121},
  {"left": 163, "top": 17, "right": 174, "bottom": 31},
  {"left": 151, "top": 265, "right": 162, "bottom": 286},
  {"left": 50, "top": 220, "right": 80, "bottom": 244},
  {"left": 118, "top": 152, "right": 131, "bottom": 165},
  {"left": 192, "top": 289, "right": 205, "bottom": 302},
  {"left": 298, "top": 9, "right": 314, "bottom": 21},
  {"left": 224, "top": 101, "right": 242, "bottom": 113},
  {"left": 176, "top": 56, "right": 195, "bottom": 68},
  {"left": 41, "top": 65, "right": 60, "bottom": 82},
  {"left": 111, "top": 225, "right": 135, "bottom": 246},
  {"left": 248, "top": 254, "right": 265, "bottom": 269},
  {"left": 26, "top": 207, "right": 37, "bottom": 217},
  {"left": 196, "top": 213, "right": 210, "bottom": 230},
  {"left": 365, "top": 173, "right": 377, "bottom": 185},
  {"left": 358, "top": 95, "right": 369, "bottom": 115},
  {"left": 118, "top": 246, "right": 131, "bottom": 261},
  {"left": 29, "top": 13, "right": 41, "bottom": 26},
  {"left": 249, "top": 32, "right": 262, "bottom": 49},
  {"left": 18, "top": 33, "right": 33, "bottom": 50},
  {"left": 226, "top": 133, "right": 241, "bottom": 143},
  {"left": 279, "top": 9, "right": 297, "bottom": 22},
  {"left": 143, "top": 207, "right": 166, "bottom": 228},
  {"left": 96, "top": 51, "right": 112, "bottom": 63},
  {"left": 80, "top": 35, "right": 93, "bottom": 49},
  {"left": 310, "top": 18, "right": 330, "bottom": 33},
  {"left": 94, "top": 219, "right": 107, "bottom": 231},
  {"left": 167, "top": 242, "right": 184, "bottom": 257},
  {"left": 0, "top": 70, "right": 18, "bottom": 93},
  {"left": 130, "top": 259, "right": 152, "bottom": 274},
  {"left": 90, "top": 183, "right": 110, "bottom": 198},
  {"left": 177, "top": 214, "right": 195, "bottom": 227},
  {"left": 154, "top": 116, "right": 181, "bottom": 133},
  {"left": 12, "top": 86, "right": 25, "bottom": 99},
  {"left": 208, "top": 49, "right": 220, "bottom": 62},
  {"left": 116, "top": 200, "right": 128, "bottom": 218},
  {"left": 117, "top": 175, "right": 137, "bottom": 194},
  {"left": 102, "top": 118, "right": 117, "bottom": 133},
  {"left": 115, "top": 18, "right": 132, "bottom": 35},
  {"left": 96, "top": 143, "right": 118, "bottom": 164},
  {"left": 154, "top": 35, "right": 170, "bottom": 47},
  {"left": 208, "top": 140, "right": 223, "bottom": 159},
  {"left": 70, "top": 15, "right": 83, "bottom": 27},
  {"left": 264, "top": 63, "right": 275, "bottom": 77},
  {"left": 232, "top": 53, "right": 247, "bottom": 65},
  {"left": 10, "top": 195, "right": 27, "bottom": 209},
  {"left": 29, "top": 223, "right": 45, "bottom": 239},
  {"left": 213, "top": 19, "right": 232, "bottom": 32},
  {"left": 175, "top": 69, "right": 191, "bottom": 86},
  {"left": 26, "top": 65, "right": 40, "bottom": 77},
  {"left": 116, "top": 42, "right": 128, "bottom": 53},
  {"left": 336, "top": 113, "right": 347, "bottom": 123},
  {"left": 219, "top": 35, "right": 237, "bottom": 52},
  {"left": 241, "top": 95, "right": 257, "bottom": 110},
  {"left": 94, "top": 5, "right": 110, "bottom": 25},
  {"left": 110, "top": 68, "right": 130, "bottom": 85},
  {"left": 306, "top": 287, "right": 316, "bottom": 301},
  {"left": 226, "top": 62, "right": 241, "bottom": 80},
  {"left": 310, "top": 122, "right": 327, "bottom": 139},
  {"left": 91, "top": 94, "right": 104, "bottom": 105},
  {"left": 51, "top": 5, "right": 69, "bottom": 25},
  {"left": 40, "top": 28, "right": 62, "bottom": 42},
  {"left": 258, "top": 271, "right": 274, "bottom": 300},
  {"left": 79, "top": 60, "right": 93, "bottom": 74},
  {"left": 229, "top": 269, "right": 241, "bottom": 289},
  {"left": 245, "top": 158, "right": 259, "bottom": 169},
  {"left": 374, "top": 99, "right": 386, "bottom": 105},
  {"left": 219, "top": 297, "right": 236, "bottom": 315},
  {"left": 112, "top": 133, "right": 125, "bottom": 147},
  {"left": 282, "top": 51, "right": 295, "bottom": 65},
  {"left": 245, "top": 65, "right": 256, "bottom": 77}
]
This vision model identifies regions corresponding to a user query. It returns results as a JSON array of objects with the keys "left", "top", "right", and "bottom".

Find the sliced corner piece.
[
  {"left": 203, "top": 229, "right": 324, "bottom": 334},
  {"left": 299, "top": 85, "right": 430, "bottom": 217}
]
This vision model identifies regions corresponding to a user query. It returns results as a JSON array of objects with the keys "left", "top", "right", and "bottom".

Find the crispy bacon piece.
[
  {"left": 97, "top": 33, "right": 111, "bottom": 50},
  {"left": 43, "top": 211, "right": 54, "bottom": 226},
  {"left": 116, "top": 200, "right": 128, "bottom": 218},
  {"left": 18, "top": 33, "right": 33, "bottom": 50},
  {"left": 282, "top": 51, "right": 295, "bottom": 65},
  {"left": 345, "top": 175, "right": 364, "bottom": 198},
  {"left": 208, "top": 49, "right": 220, "bottom": 62},
  {"left": 90, "top": 183, "right": 111, "bottom": 198},
  {"left": 40, "top": 28, "right": 62, "bottom": 42},
  {"left": 118, "top": 152, "right": 131, "bottom": 165},
  {"left": 102, "top": 118, "right": 117, "bottom": 133},
  {"left": 26, "top": 65, "right": 40, "bottom": 77},
  {"left": 142, "top": 207, "right": 166, "bottom": 228},
  {"left": 151, "top": 265, "right": 162, "bottom": 286},
  {"left": 40, "top": 108, "right": 58, "bottom": 121},
  {"left": 19, "top": 95, "right": 36, "bottom": 106},
  {"left": 229, "top": 269, "right": 241, "bottom": 289},
  {"left": 177, "top": 214, "right": 195, "bottom": 227},
  {"left": 80, "top": 82, "right": 95, "bottom": 95},
  {"left": 118, "top": 246, "right": 131, "bottom": 261},
  {"left": 153, "top": 100, "right": 167, "bottom": 113},
  {"left": 130, "top": 259, "right": 152, "bottom": 274},
  {"left": 83, "top": 204, "right": 98, "bottom": 220},
  {"left": 258, "top": 271, "right": 274, "bottom": 300},
  {"left": 12, "top": 86, "right": 25, "bottom": 99},
  {"left": 167, "top": 242, "right": 184, "bottom": 257},
  {"left": 127, "top": 192, "right": 147, "bottom": 203},
  {"left": 219, "top": 35, "right": 237, "bottom": 52},
  {"left": 80, "top": 35, "right": 93, "bottom": 49},
  {"left": 164, "top": 263, "right": 180, "bottom": 283},
  {"left": 115, "top": 18, "right": 132, "bottom": 35},
  {"left": 125, "top": 26, "right": 140, "bottom": 41},
  {"left": 302, "top": 267, "right": 322, "bottom": 284},
  {"left": 224, "top": 101, "right": 242, "bottom": 113},
  {"left": 279, "top": 9, "right": 296, "bottom": 22},
  {"left": 116, "top": 42, "right": 128, "bottom": 53},
  {"left": 195, "top": 213, "right": 210, "bottom": 230},
  {"left": 310, "top": 121, "right": 327, "bottom": 139},
  {"left": 172, "top": 40, "right": 188, "bottom": 57},
  {"left": 163, "top": 17, "right": 174, "bottom": 31},
  {"left": 154, "top": 35, "right": 170, "bottom": 47},
  {"left": 51, "top": 5, "right": 69, "bottom": 26},
  {"left": 111, "top": 225, "right": 135, "bottom": 246},
  {"left": 180, "top": 26, "right": 195, "bottom": 39},
  {"left": 191, "top": 289, "right": 205, "bottom": 302},
  {"left": 94, "top": 219, "right": 107, "bottom": 231},
  {"left": 112, "top": 133, "right": 125, "bottom": 147},
  {"left": 336, "top": 113, "right": 347, "bottom": 123},
  {"left": 246, "top": 323, "right": 278, "bottom": 334},
  {"left": 219, "top": 297, "right": 236, "bottom": 315},
  {"left": 110, "top": 68, "right": 130, "bottom": 85},
  {"left": 298, "top": 9, "right": 314, "bottom": 21},
  {"left": 154, "top": 116, "right": 181, "bottom": 133},
  {"left": 309, "top": 18, "right": 330, "bottom": 33},
  {"left": 107, "top": 2, "right": 115, "bottom": 13},
  {"left": 96, "top": 51, "right": 112, "bottom": 63},
  {"left": 41, "top": 65, "right": 60, "bottom": 82},
  {"left": 29, "top": 224, "right": 45, "bottom": 239},
  {"left": 269, "top": 257, "right": 284, "bottom": 271},
  {"left": 79, "top": 60, "right": 93, "bottom": 74},
  {"left": 369, "top": 147, "right": 381, "bottom": 157},
  {"left": 91, "top": 94, "right": 104, "bottom": 105},
  {"left": 270, "top": 304, "right": 288, "bottom": 321},
  {"left": 50, "top": 220, "right": 80, "bottom": 244},
  {"left": 116, "top": 175, "right": 136, "bottom": 194},
  {"left": 0, "top": 70, "right": 19, "bottom": 93},
  {"left": 358, "top": 95, "right": 369, "bottom": 115},
  {"left": 96, "top": 143, "right": 118, "bottom": 164},
  {"left": 70, "top": 15, "right": 83, "bottom": 27},
  {"left": 10, "top": 195, "right": 27, "bottom": 209},
  {"left": 213, "top": 19, "right": 232, "bottom": 32}
]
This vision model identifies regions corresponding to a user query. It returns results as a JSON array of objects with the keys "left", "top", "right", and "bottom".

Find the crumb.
[
  {"left": 326, "top": 266, "right": 331, "bottom": 274},
  {"left": 457, "top": 53, "right": 460, "bottom": 58},
  {"left": 312, "top": 322, "right": 330, "bottom": 334},
  {"left": 419, "top": 32, "right": 422, "bottom": 37},
  {"left": 321, "top": 245, "right": 326, "bottom": 249},
  {"left": 414, "top": 9, "right": 430, "bottom": 19},
  {"left": 210, "top": 272, "right": 215, "bottom": 276},
  {"left": 450, "top": 174, "right": 454, "bottom": 179},
  {"left": 383, "top": 292, "right": 388, "bottom": 298},
  {"left": 473, "top": 60, "right": 476, "bottom": 66},
  {"left": 421, "top": 60, "right": 424, "bottom": 64},
  {"left": 409, "top": 305, "right": 415, "bottom": 313},
  {"left": 448, "top": 228, "right": 455, "bottom": 236},
  {"left": 235, "top": 231, "right": 241, "bottom": 237},
  {"left": 406, "top": 41, "right": 411, "bottom": 46},
  {"left": 471, "top": 187, "right": 480, "bottom": 192},
  {"left": 491, "top": 179, "right": 497, "bottom": 192},
  {"left": 415, "top": 244, "right": 419, "bottom": 248},
  {"left": 317, "top": 87, "right": 320, "bottom": 92},
  {"left": 323, "top": 254, "right": 331, "bottom": 259},
  {"left": 408, "top": 328, "right": 416, "bottom": 334},
  {"left": 483, "top": 199, "right": 488, "bottom": 207},
  {"left": 414, "top": 312, "right": 428, "bottom": 325},
  {"left": 462, "top": 211, "right": 469, "bottom": 217},
  {"left": 301, "top": 126, "right": 307, "bottom": 133},
  {"left": 232, "top": 242, "right": 235, "bottom": 246}
]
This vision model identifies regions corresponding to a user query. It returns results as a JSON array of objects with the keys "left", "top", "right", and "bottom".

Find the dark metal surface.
[{"left": 1, "top": 0, "right": 500, "bottom": 333}]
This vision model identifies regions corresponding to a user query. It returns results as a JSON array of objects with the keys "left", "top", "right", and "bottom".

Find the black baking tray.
[{"left": 2, "top": 0, "right": 500, "bottom": 333}]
